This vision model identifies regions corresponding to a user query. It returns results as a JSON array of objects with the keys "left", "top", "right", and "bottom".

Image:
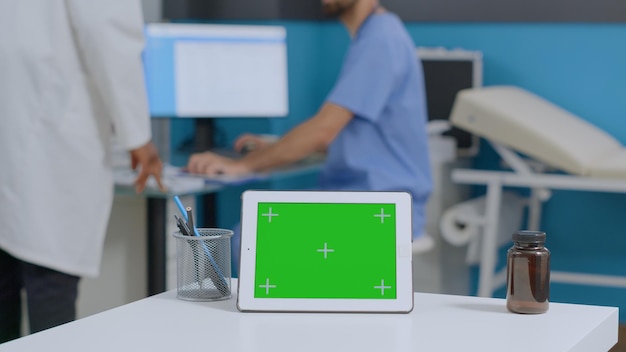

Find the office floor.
[{"left": 610, "top": 325, "right": 626, "bottom": 352}]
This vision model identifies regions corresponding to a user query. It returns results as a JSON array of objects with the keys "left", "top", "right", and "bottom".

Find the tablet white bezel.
[{"left": 236, "top": 190, "right": 414, "bottom": 313}]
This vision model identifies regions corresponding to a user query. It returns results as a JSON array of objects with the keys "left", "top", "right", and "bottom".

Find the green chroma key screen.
[{"left": 254, "top": 202, "right": 397, "bottom": 299}]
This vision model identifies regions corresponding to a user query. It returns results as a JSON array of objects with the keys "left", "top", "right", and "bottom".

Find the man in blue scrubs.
[{"left": 187, "top": 0, "right": 432, "bottom": 259}]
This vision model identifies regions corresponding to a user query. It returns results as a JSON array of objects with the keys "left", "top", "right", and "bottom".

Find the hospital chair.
[{"left": 448, "top": 85, "right": 626, "bottom": 297}]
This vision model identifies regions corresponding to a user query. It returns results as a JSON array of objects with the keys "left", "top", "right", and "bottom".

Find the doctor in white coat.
[{"left": 0, "top": 0, "right": 163, "bottom": 342}]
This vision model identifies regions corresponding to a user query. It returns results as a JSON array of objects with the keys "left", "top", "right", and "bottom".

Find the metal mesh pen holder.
[{"left": 173, "top": 228, "right": 233, "bottom": 301}]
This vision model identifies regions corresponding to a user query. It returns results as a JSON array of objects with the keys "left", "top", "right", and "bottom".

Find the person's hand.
[
  {"left": 129, "top": 141, "right": 165, "bottom": 193},
  {"left": 233, "top": 134, "right": 274, "bottom": 154},
  {"left": 186, "top": 151, "right": 250, "bottom": 176}
]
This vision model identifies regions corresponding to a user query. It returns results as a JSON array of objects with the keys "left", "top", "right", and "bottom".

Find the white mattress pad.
[{"left": 450, "top": 86, "right": 626, "bottom": 178}]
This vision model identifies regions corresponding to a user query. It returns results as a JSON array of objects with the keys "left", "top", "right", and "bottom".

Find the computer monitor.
[
  {"left": 143, "top": 23, "right": 289, "bottom": 118},
  {"left": 417, "top": 47, "right": 483, "bottom": 157}
]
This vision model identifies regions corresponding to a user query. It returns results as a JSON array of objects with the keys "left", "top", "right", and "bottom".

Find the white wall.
[{"left": 77, "top": 196, "right": 148, "bottom": 318}]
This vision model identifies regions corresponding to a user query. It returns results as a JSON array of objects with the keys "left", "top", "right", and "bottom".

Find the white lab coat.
[{"left": 0, "top": 0, "right": 151, "bottom": 277}]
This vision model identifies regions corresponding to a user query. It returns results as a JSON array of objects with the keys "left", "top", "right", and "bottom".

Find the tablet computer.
[{"left": 236, "top": 190, "right": 414, "bottom": 313}]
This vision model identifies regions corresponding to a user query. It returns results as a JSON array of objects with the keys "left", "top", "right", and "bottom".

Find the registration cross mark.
[
  {"left": 374, "top": 279, "right": 392, "bottom": 296},
  {"left": 316, "top": 242, "right": 335, "bottom": 259},
  {"left": 259, "top": 278, "right": 277, "bottom": 295},
  {"left": 262, "top": 207, "right": 279, "bottom": 223},
  {"left": 374, "top": 208, "right": 391, "bottom": 224}
]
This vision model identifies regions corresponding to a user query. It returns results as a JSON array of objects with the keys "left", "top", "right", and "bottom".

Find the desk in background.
[
  {"left": 114, "top": 156, "right": 324, "bottom": 296},
  {"left": 4, "top": 279, "right": 619, "bottom": 352}
]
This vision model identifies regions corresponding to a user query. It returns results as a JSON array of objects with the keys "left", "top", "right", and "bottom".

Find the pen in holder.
[{"left": 173, "top": 228, "right": 233, "bottom": 301}]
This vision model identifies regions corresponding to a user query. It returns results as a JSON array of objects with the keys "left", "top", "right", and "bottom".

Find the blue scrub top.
[{"left": 320, "top": 12, "right": 432, "bottom": 239}]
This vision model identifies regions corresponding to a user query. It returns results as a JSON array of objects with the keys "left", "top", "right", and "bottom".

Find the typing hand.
[
  {"left": 129, "top": 141, "right": 165, "bottom": 193},
  {"left": 187, "top": 151, "right": 250, "bottom": 176},
  {"left": 233, "top": 134, "right": 274, "bottom": 154}
]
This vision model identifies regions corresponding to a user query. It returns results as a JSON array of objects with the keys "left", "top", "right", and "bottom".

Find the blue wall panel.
[{"left": 404, "top": 23, "right": 626, "bottom": 139}]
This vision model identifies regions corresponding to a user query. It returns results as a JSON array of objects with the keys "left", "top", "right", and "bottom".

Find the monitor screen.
[
  {"left": 417, "top": 48, "right": 483, "bottom": 156},
  {"left": 143, "top": 23, "right": 288, "bottom": 118}
]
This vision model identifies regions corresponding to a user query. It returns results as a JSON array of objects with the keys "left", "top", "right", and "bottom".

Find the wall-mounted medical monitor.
[{"left": 144, "top": 23, "right": 288, "bottom": 118}]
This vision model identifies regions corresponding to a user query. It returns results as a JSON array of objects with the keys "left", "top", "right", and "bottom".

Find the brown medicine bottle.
[{"left": 506, "top": 230, "right": 550, "bottom": 314}]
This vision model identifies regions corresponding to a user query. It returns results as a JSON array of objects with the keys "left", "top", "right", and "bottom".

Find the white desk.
[{"left": 2, "top": 280, "right": 618, "bottom": 352}]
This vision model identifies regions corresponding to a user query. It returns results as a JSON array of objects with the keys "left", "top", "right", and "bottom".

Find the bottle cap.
[{"left": 512, "top": 230, "right": 546, "bottom": 244}]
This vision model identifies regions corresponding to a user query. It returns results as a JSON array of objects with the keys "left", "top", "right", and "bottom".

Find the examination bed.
[{"left": 448, "top": 85, "right": 626, "bottom": 297}]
